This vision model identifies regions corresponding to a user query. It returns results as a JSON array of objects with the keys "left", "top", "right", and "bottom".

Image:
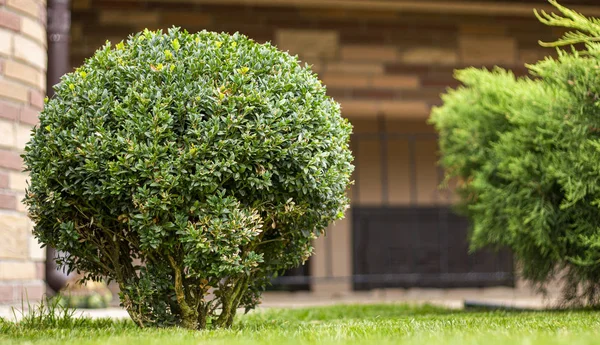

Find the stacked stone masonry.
[
  {"left": 70, "top": 0, "right": 561, "bottom": 122},
  {"left": 0, "top": 0, "right": 46, "bottom": 304}
]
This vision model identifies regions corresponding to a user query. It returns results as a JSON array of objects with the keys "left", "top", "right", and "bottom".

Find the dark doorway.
[
  {"left": 268, "top": 261, "right": 311, "bottom": 291},
  {"left": 352, "top": 207, "right": 514, "bottom": 290}
]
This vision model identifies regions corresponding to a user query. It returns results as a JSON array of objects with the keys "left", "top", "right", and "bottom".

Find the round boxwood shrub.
[{"left": 24, "top": 28, "right": 353, "bottom": 329}]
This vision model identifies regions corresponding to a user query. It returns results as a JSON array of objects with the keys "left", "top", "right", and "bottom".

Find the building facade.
[{"left": 2, "top": 0, "right": 600, "bottom": 303}]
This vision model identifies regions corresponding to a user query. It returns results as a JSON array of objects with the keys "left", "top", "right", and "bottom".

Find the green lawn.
[{"left": 2, "top": 304, "right": 600, "bottom": 345}]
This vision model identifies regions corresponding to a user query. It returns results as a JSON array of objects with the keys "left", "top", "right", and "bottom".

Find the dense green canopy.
[
  {"left": 430, "top": 1, "right": 600, "bottom": 305},
  {"left": 24, "top": 28, "right": 353, "bottom": 328}
]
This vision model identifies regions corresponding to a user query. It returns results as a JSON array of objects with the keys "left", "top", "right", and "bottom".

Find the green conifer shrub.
[
  {"left": 430, "top": 1, "right": 600, "bottom": 306},
  {"left": 24, "top": 28, "right": 353, "bottom": 329}
]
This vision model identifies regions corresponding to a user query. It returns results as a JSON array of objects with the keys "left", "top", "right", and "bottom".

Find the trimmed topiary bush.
[
  {"left": 430, "top": 1, "right": 600, "bottom": 306},
  {"left": 24, "top": 28, "right": 353, "bottom": 329}
]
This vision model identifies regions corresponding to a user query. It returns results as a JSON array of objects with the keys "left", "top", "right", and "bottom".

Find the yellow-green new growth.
[{"left": 535, "top": 0, "right": 600, "bottom": 47}]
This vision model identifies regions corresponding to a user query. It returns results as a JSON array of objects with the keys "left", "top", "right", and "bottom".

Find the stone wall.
[
  {"left": 0, "top": 0, "right": 47, "bottom": 303},
  {"left": 70, "top": 0, "right": 562, "bottom": 119}
]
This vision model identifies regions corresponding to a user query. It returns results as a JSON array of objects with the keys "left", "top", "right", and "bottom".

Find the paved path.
[{"left": 259, "top": 289, "right": 557, "bottom": 309}]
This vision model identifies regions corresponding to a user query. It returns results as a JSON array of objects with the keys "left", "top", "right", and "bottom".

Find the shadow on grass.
[{"left": 463, "top": 302, "right": 600, "bottom": 314}]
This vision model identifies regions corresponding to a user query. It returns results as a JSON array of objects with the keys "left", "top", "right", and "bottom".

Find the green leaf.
[{"left": 171, "top": 38, "right": 181, "bottom": 51}]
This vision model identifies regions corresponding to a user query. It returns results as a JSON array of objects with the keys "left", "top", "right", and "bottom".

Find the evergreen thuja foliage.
[
  {"left": 24, "top": 28, "right": 353, "bottom": 329},
  {"left": 430, "top": 1, "right": 600, "bottom": 306}
]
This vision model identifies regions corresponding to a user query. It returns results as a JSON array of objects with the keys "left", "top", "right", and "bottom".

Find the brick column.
[{"left": 0, "top": 0, "right": 47, "bottom": 304}]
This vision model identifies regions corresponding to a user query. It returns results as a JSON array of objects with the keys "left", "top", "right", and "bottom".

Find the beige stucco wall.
[{"left": 0, "top": 0, "right": 46, "bottom": 303}]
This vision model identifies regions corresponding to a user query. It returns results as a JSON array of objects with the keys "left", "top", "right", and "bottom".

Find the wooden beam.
[{"left": 150, "top": 0, "right": 600, "bottom": 17}]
